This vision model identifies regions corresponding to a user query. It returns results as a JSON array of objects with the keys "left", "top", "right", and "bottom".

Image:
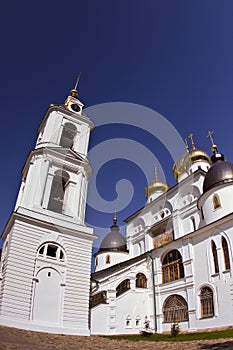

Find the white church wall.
[
  {"left": 200, "top": 184, "right": 233, "bottom": 225},
  {"left": 115, "top": 290, "right": 150, "bottom": 334}
]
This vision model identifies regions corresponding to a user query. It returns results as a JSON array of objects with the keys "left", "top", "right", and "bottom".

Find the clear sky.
[{"left": 0, "top": 1, "right": 233, "bottom": 251}]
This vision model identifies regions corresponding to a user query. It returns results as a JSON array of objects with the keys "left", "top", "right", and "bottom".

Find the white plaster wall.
[
  {"left": 115, "top": 290, "right": 150, "bottom": 334},
  {"left": 91, "top": 304, "right": 108, "bottom": 334},
  {"left": 200, "top": 184, "right": 233, "bottom": 225},
  {"left": 0, "top": 217, "right": 94, "bottom": 336},
  {"left": 95, "top": 251, "right": 129, "bottom": 272}
]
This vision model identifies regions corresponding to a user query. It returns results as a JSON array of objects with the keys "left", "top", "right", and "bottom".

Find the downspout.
[
  {"left": 148, "top": 254, "right": 157, "bottom": 333},
  {"left": 89, "top": 278, "right": 99, "bottom": 331}
]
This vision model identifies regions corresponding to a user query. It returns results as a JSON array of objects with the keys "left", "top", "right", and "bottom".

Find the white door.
[{"left": 32, "top": 268, "right": 62, "bottom": 324}]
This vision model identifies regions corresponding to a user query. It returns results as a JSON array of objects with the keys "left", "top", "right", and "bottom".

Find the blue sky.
[{"left": 0, "top": 1, "right": 233, "bottom": 249}]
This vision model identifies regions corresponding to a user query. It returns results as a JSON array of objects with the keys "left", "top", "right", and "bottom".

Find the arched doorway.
[{"left": 32, "top": 268, "right": 62, "bottom": 324}]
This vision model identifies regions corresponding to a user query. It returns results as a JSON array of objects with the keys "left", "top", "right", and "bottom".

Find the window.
[
  {"left": 212, "top": 194, "right": 221, "bottom": 210},
  {"left": 47, "top": 245, "right": 57, "bottom": 258},
  {"left": 200, "top": 287, "right": 214, "bottom": 318},
  {"left": 59, "top": 123, "right": 77, "bottom": 148},
  {"left": 136, "top": 273, "right": 147, "bottom": 288},
  {"left": 211, "top": 240, "right": 219, "bottom": 274},
  {"left": 95, "top": 257, "right": 98, "bottom": 267},
  {"left": 38, "top": 243, "right": 65, "bottom": 263},
  {"left": 162, "top": 250, "right": 184, "bottom": 283},
  {"left": 222, "top": 237, "right": 230, "bottom": 270},
  {"left": 106, "top": 254, "right": 110, "bottom": 264},
  {"left": 201, "top": 208, "right": 204, "bottom": 220},
  {"left": 163, "top": 295, "right": 189, "bottom": 322},
  {"left": 190, "top": 216, "right": 196, "bottom": 231},
  {"left": 90, "top": 291, "right": 107, "bottom": 308},
  {"left": 125, "top": 315, "right": 131, "bottom": 327},
  {"left": 135, "top": 316, "right": 140, "bottom": 327},
  {"left": 116, "top": 279, "right": 130, "bottom": 297},
  {"left": 48, "top": 170, "right": 69, "bottom": 213}
]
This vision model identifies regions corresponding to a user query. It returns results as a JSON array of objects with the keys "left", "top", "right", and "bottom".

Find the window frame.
[
  {"left": 212, "top": 193, "right": 221, "bottom": 210},
  {"left": 136, "top": 273, "right": 147, "bottom": 288},
  {"left": 222, "top": 236, "right": 230, "bottom": 271},
  {"left": 163, "top": 294, "right": 189, "bottom": 323},
  {"left": 211, "top": 240, "right": 219, "bottom": 274},
  {"left": 162, "top": 250, "right": 184, "bottom": 284},
  {"left": 116, "top": 279, "right": 130, "bottom": 297},
  {"left": 59, "top": 122, "right": 77, "bottom": 149},
  {"left": 200, "top": 286, "right": 214, "bottom": 319}
]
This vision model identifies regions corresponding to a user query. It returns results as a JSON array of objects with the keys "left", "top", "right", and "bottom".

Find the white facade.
[
  {"left": 91, "top": 148, "right": 233, "bottom": 335},
  {"left": 0, "top": 89, "right": 97, "bottom": 335}
]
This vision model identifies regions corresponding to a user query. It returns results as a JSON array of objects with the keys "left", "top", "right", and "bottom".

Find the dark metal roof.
[
  {"left": 98, "top": 223, "right": 127, "bottom": 253},
  {"left": 203, "top": 160, "right": 233, "bottom": 193}
]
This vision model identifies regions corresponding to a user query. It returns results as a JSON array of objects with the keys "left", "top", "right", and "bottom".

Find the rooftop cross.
[
  {"left": 189, "top": 133, "right": 196, "bottom": 150},
  {"left": 207, "top": 130, "right": 218, "bottom": 152},
  {"left": 184, "top": 137, "right": 189, "bottom": 152}
]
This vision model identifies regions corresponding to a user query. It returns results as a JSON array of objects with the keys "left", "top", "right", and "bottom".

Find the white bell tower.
[{"left": 0, "top": 79, "right": 96, "bottom": 335}]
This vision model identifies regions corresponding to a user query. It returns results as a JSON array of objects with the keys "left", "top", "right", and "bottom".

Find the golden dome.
[
  {"left": 173, "top": 134, "right": 211, "bottom": 180},
  {"left": 173, "top": 152, "right": 189, "bottom": 180},
  {"left": 185, "top": 149, "right": 211, "bottom": 168},
  {"left": 145, "top": 180, "right": 169, "bottom": 198},
  {"left": 145, "top": 165, "right": 169, "bottom": 198}
]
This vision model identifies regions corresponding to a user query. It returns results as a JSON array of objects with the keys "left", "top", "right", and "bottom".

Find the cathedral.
[{"left": 0, "top": 85, "right": 233, "bottom": 336}]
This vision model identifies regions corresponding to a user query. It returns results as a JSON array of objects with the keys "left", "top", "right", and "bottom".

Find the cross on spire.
[
  {"left": 207, "top": 130, "right": 218, "bottom": 152},
  {"left": 69, "top": 73, "right": 81, "bottom": 97},
  {"left": 184, "top": 137, "right": 189, "bottom": 152},
  {"left": 74, "top": 72, "right": 81, "bottom": 91},
  {"left": 188, "top": 133, "right": 196, "bottom": 150}
]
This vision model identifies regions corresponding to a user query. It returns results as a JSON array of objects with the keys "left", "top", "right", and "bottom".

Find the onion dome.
[
  {"left": 99, "top": 215, "right": 127, "bottom": 252},
  {"left": 173, "top": 152, "right": 189, "bottom": 180},
  {"left": 173, "top": 134, "right": 211, "bottom": 180},
  {"left": 203, "top": 132, "right": 233, "bottom": 193},
  {"left": 185, "top": 148, "right": 211, "bottom": 168},
  {"left": 145, "top": 165, "right": 169, "bottom": 198}
]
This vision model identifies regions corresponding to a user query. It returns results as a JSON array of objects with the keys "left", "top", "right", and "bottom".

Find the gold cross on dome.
[
  {"left": 188, "top": 133, "right": 196, "bottom": 150},
  {"left": 207, "top": 130, "right": 218, "bottom": 151},
  {"left": 184, "top": 137, "right": 189, "bottom": 152}
]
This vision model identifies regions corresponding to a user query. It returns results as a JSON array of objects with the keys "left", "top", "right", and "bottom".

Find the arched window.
[
  {"left": 116, "top": 279, "right": 130, "bottom": 297},
  {"left": 222, "top": 237, "right": 230, "bottom": 270},
  {"left": 106, "top": 254, "right": 110, "bottom": 264},
  {"left": 163, "top": 295, "right": 189, "bottom": 322},
  {"left": 136, "top": 273, "right": 147, "bottom": 288},
  {"left": 200, "top": 287, "right": 214, "bottom": 318},
  {"left": 48, "top": 170, "right": 69, "bottom": 213},
  {"left": 212, "top": 194, "right": 221, "bottom": 210},
  {"left": 59, "top": 123, "right": 77, "bottom": 148},
  {"left": 162, "top": 250, "right": 184, "bottom": 283},
  {"left": 90, "top": 291, "right": 107, "bottom": 308},
  {"left": 211, "top": 240, "right": 219, "bottom": 274},
  {"left": 38, "top": 243, "right": 65, "bottom": 263}
]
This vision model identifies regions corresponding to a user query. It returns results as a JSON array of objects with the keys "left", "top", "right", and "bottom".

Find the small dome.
[
  {"left": 173, "top": 153, "right": 189, "bottom": 180},
  {"left": 145, "top": 165, "right": 169, "bottom": 198},
  {"left": 173, "top": 149, "right": 210, "bottom": 180},
  {"left": 185, "top": 149, "right": 211, "bottom": 168},
  {"left": 145, "top": 180, "right": 169, "bottom": 198},
  {"left": 203, "top": 152, "right": 233, "bottom": 193},
  {"left": 99, "top": 218, "right": 127, "bottom": 252}
]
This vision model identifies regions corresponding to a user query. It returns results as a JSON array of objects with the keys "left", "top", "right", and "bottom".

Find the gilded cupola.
[{"left": 145, "top": 165, "right": 169, "bottom": 203}]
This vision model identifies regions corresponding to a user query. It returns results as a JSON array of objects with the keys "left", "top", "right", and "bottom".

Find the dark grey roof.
[
  {"left": 98, "top": 223, "right": 127, "bottom": 253},
  {"left": 203, "top": 155, "right": 233, "bottom": 193}
]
